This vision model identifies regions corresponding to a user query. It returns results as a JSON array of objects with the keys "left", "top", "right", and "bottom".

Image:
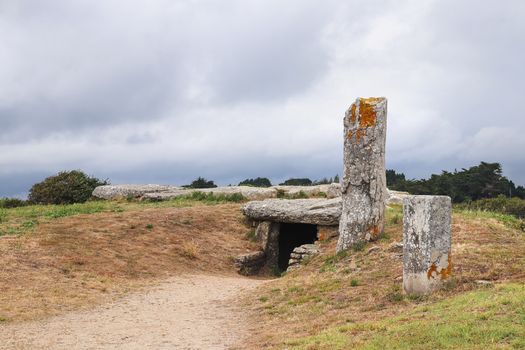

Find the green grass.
[
  {"left": 454, "top": 208, "right": 525, "bottom": 232},
  {"left": 388, "top": 204, "right": 524, "bottom": 232},
  {"left": 245, "top": 228, "right": 257, "bottom": 242},
  {"left": 0, "top": 192, "right": 246, "bottom": 237},
  {"left": 285, "top": 283, "right": 525, "bottom": 350}
]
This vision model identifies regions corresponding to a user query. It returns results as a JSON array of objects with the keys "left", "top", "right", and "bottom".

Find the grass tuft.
[{"left": 180, "top": 241, "right": 199, "bottom": 259}]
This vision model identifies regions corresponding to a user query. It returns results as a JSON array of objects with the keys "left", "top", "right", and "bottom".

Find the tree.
[
  {"left": 28, "top": 170, "right": 108, "bottom": 205},
  {"left": 238, "top": 177, "right": 272, "bottom": 187},
  {"left": 386, "top": 169, "right": 405, "bottom": 188},
  {"left": 279, "top": 178, "right": 313, "bottom": 186},
  {"left": 385, "top": 162, "right": 522, "bottom": 203},
  {"left": 185, "top": 177, "right": 217, "bottom": 189}
]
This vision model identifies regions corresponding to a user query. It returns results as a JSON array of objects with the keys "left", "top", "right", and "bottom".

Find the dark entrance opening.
[{"left": 278, "top": 223, "right": 318, "bottom": 271}]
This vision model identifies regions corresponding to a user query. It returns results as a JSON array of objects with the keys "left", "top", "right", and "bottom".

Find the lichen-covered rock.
[
  {"left": 287, "top": 243, "right": 320, "bottom": 271},
  {"left": 403, "top": 195, "right": 452, "bottom": 295},
  {"left": 317, "top": 226, "right": 339, "bottom": 241},
  {"left": 242, "top": 198, "right": 342, "bottom": 226},
  {"left": 263, "top": 222, "right": 280, "bottom": 270},
  {"left": 387, "top": 190, "right": 411, "bottom": 205},
  {"left": 337, "top": 97, "right": 388, "bottom": 252},
  {"left": 92, "top": 184, "right": 182, "bottom": 200},
  {"left": 234, "top": 251, "right": 266, "bottom": 275},
  {"left": 94, "top": 184, "right": 341, "bottom": 201},
  {"left": 273, "top": 185, "right": 332, "bottom": 197},
  {"left": 326, "top": 183, "right": 342, "bottom": 198},
  {"left": 143, "top": 186, "right": 277, "bottom": 201}
]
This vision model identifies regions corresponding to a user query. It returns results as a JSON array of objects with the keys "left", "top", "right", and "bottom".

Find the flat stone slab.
[
  {"left": 241, "top": 191, "right": 410, "bottom": 226},
  {"left": 93, "top": 183, "right": 410, "bottom": 204},
  {"left": 92, "top": 184, "right": 183, "bottom": 200},
  {"left": 143, "top": 186, "right": 277, "bottom": 201},
  {"left": 93, "top": 184, "right": 340, "bottom": 201},
  {"left": 242, "top": 198, "right": 342, "bottom": 225}
]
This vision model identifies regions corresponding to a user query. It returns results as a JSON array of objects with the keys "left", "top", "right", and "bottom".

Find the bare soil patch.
[
  {"left": 0, "top": 274, "right": 265, "bottom": 350},
  {"left": 0, "top": 203, "right": 259, "bottom": 323}
]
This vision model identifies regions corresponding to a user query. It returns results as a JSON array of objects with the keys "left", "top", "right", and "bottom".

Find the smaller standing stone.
[{"left": 403, "top": 195, "right": 452, "bottom": 295}]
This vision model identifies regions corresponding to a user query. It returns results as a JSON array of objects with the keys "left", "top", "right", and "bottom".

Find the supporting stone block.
[
  {"left": 234, "top": 251, "right": 266, "bottom": 276},
  {"left": 263, "top": 222, "right": 280, "bottom": 271},
  {"left": 337, "top": 97, "right": 388, "bottom": 252},
  {"left": 403, "top": 195, "right": 452, "bottom": 295},
  {"left": 255, "top": 221, "right": 271, "bottom": 247}
]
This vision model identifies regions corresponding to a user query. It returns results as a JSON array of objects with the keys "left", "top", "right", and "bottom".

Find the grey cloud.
[
  {"left": 1, "top": 0, "right": 525, "bottom": 197},
  {"left": 0, "top": 0, "right": 335, "bottom": 141}
]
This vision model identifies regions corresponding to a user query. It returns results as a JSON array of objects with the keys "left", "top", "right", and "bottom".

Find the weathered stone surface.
[
  {"left": 234, "top": 251, "right": 266, "bottom": 276},
  {"left": 403, "top": 195, "right": 452, "bottom": 296},
  {"left": 94, "top": 184, "right": 341, "bottom": 201},
  {"left": 263, "top": 222, "right": 280, "bottom": 271},
  {"left": 273, "top": 185, "right": 333, "bottom": 197},
  {"left": 286, "top": 243, "right": 321, "bottom": 271},
  {"left": 143, "top": 186, "right": 277, "bottom": 201},
  {"left": 95, "top": 183, "right": 405, "bottom": 206},
  {"left": 243, "top": 194, "right": 406, "bottom": 228},
  {"left": 337, "top": 97, "right": 388, "bottom": 252},
  {"left": 255, "top": 221, "right": 271, "bottom": 248},
  {"left": 387, "top": 190, "right": 411, "bottom": 205},
  {"left": 92, "top": 184, "right": 182, "bottom": 200},
  {"left": 317, "top": 226, "right": 339, "bottom": 241},
  {"left": 242, "top": 198, "right": 341, "bottom": 226},
  {"left": 326, "top": 183, "right": 342, "bottom": 198}
]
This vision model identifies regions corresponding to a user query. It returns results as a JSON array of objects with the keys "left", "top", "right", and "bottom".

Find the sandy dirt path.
[{"left": 0, "top": 275, "right": 265, "bottom": 350}]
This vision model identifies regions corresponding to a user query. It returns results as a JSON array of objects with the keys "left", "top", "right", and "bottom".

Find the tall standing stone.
[
  {"left": 403, "top": 195, "right": 452, "bottom": 295},
  {"left": 337, "top": 97, "right": 388, "bottom": 252}
]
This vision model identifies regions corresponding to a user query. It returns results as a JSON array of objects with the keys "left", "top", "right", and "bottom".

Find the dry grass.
[
  {"left": 243, "top": 206, "right": 525, "bottom": 349},
  {"left": 0, "top": 203, "right": 258, "bottom": 323},
  {"left": 181, "top": 240, "right": 199, "bottom": 259}
]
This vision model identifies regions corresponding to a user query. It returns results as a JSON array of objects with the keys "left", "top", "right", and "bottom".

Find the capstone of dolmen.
[
  {"left": 403, "top": 195, "right": 452, "bottom": 295},
  {"left": 337, "top": 97, "right": 388, "bottom": 252}
]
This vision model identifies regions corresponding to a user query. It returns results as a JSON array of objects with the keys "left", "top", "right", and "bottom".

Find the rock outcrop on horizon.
[{"left": 92, "top": 184, "right": 338, "bottom": 201}]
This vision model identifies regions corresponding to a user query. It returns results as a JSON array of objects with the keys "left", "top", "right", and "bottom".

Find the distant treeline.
[
  {"left": 238, "top": 175, "right": 340, "bottom": 187},
  {"left": 387, "top": 162, "right": 525, "bottom": 203}
]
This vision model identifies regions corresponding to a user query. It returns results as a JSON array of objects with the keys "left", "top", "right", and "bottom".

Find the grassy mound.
[{"left": 244, "top": 205, "right": 525, "bottom": 349}]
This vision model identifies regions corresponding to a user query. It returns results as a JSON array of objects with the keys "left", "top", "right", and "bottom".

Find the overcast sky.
[{"left": 1, "top": 0, "right": 524, "bottom": 197}]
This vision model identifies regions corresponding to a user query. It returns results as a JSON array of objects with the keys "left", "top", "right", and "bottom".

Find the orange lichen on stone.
[
  {"left": 427, "top": 255, "right": 452, "bottom": 280},
  {"left": 355, "top": 129, "right": 365, "bottom": 141},
  {"left": 348, "top": 98, "right": 383, "bottom": 143},
  {"left": 358, "top": 99, "right": 378, "bottom": 129},
  {"left": 440, "top": 255, "right": 453, "bottom": 279},
  {"left": 317, "top": 226, "right": 338, "bottom": 241},
  {"left": 427, "top": 264, "right": 438, "bottom": 279},
  {"left": 368, "top": 225, "right": 381, "bottom": 239}
]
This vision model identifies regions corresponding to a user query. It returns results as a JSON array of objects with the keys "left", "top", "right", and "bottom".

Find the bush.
[
  {"left": 28, "top": 170, "right": 108, "bottom": 205},
  {"left": 457, "top": 196, "right": 525, "bottom": 219},
  {"left": 279, "top": 178, "right": 313, "bottom": 186},
  {"left": 184, "top": 177, "right": 217, "bottom": 189},
  {"left": 238, "top": 177, "right": 272, "bottom": 187},
  {"left": 0, "top": 198, "right": 28, "bottom": 208}
]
